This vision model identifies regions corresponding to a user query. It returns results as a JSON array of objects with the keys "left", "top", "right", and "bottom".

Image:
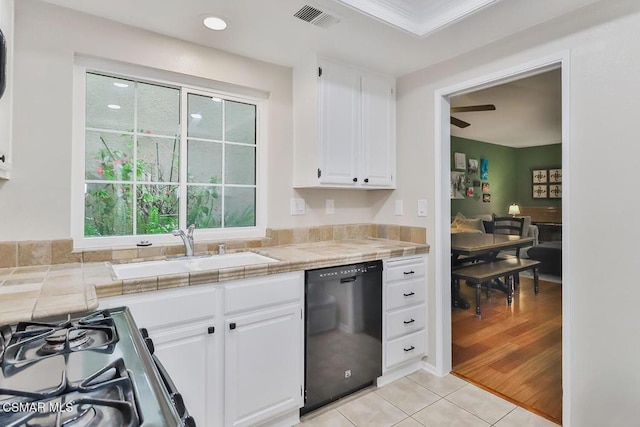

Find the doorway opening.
[{"left": 433, "top": 54, "right": 570, "bottom": 426}]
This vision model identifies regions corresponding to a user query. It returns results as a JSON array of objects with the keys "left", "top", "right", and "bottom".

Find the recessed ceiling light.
[
  {"left": 107, "top": 104, "right": 121, "bottom": 110},
  {"left": 113, "top": 82, "right": 129, "bottom": 88},
  {"left": 190, "top": 113, "right": 203, "bottom": 119},
  {"left": 203, "top": 16, "right": 227, "bottom": 31}
]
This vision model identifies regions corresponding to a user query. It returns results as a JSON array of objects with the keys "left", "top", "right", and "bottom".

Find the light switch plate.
[
  {"left": 418, "top": 199, "right": 427, "bottom": 217},
  {"left": 395, "top": 200, "right": 403, "bottom": 216},
  {"left": 326, "top": 199, "right": 335, "bottom": 214},
  {"left": 290, "top": 198, "right": 305, "bottom": 215}
]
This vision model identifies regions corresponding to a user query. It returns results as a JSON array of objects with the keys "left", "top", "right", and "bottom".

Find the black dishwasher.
[{"left": 302, "top": 261, "right": 382, "bottom": 414}]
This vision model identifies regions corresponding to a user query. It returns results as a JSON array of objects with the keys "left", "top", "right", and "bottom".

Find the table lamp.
[{"left": 508, "top": 203, "right": 520, "bottom": 217}]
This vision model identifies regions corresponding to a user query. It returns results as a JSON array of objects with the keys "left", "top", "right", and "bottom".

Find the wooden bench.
[{"left": 451, "top": 258, "right": 541, "bottom": 316}]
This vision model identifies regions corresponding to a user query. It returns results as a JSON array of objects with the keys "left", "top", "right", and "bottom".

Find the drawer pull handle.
[
  {"left": 404, "top": 346, "right": 415, "bottom": 352},
  {"left": 403, "top": 319, "right": 415, "bottom": 324},
  {"left": 403, "top": 271, "right": 415, "bottom": 275},
  {"left": 230, "top": 322, "right": 236, "bottom": 330},
  {"left": 208, "top": 326, "right": 215, "bottom": 334},
  {"left": 403, "top": 292, "right": 415, "bottom": 297}
]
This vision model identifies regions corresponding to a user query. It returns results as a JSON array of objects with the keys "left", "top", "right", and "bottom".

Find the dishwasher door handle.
[{"left": 340, "top": 276, "right": 358, "bottom": 283}]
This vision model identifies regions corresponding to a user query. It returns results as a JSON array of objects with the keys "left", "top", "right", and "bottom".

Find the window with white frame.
[{"left": 82, "top": 72, "right": 260, "bottom": 242}]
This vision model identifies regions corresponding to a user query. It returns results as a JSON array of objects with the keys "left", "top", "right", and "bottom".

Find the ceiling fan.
[{"left": 450, "top": 104, "right": 496, "bottom": 128}]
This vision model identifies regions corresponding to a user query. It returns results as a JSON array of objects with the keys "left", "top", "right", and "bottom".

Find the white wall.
[
  {"left": 0, "top": 0, "right": 375, "bottom": 241},
  {"left": 388, "top": 1, "right": 640, "bottom": 425}
]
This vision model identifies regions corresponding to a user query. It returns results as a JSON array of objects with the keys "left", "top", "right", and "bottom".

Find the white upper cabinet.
[
  {"left": 317, "top": 61, "right": 360, "bottom": 185},
  {"left": 293, "top": 56, "right": 396, "bottom": 189},
  {"left": 0, "top": 0, "right": 13, "bottom": 180},
  {"left": 361, "top": 72, "right": 395, "bottom": 187}
]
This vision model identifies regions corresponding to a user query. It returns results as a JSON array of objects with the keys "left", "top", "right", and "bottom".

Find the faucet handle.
[
  {"left": 187, "top": 224, "right": 195, "bottom": 236},
  {"left": 172, "top": 229, "right": 183, "bottom": 236}
]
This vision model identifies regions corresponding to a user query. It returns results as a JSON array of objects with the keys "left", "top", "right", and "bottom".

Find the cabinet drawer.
[
  {"left": 386, "top": 304, "right": 426, "bottom": 340},
  {"left": 224, "top": 272, "right": 303, "bottom": 315},
  {"left": 101, "top": 286, "right": 217, "bottom": 330},
  {"left": 385, "top": 257, "right": 426, "bottom": 283},
  {"left": 386, "top": 279, "right": 425, "bottom": 310},
  {"left": 385, "top": 330, "right": 426, "bottom": 368}
]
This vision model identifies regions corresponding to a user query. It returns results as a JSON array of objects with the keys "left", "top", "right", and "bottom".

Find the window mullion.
[
  {"left": 221, "top": 100, "right": 226, "bottom": 229},
  {"left": 179, "top": 88, "right": 188, "bottom": 230},
  {"left": 132, "top": 81, "right": 139, "bottom": 236}
]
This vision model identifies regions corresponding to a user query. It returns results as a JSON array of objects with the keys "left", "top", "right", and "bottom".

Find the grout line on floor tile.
[
  {"left": 404, "top": 373, "right": 465, "bottom": 398},
  {"left": 443, "top": 390, "right": 500, "bottom": 426},
  {"left": 302, "top": 386, "right": 376, "bottom": 422},
  {"left": 379, "top": 387, "right": 445, "bottom": 417},
  {"left": 491, "top": 407, "right": 518, "bottom": 426}
]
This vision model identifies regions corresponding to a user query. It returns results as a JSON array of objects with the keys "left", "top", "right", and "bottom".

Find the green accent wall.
[{"left": 451, "top": 137, "right": 561, "bottom": 216}]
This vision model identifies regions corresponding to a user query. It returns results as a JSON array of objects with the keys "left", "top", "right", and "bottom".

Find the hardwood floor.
[{"left": 452, "top": 276, "right": 562, "bottom": 425}]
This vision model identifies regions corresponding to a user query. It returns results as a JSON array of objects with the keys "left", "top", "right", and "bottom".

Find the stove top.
[{"left": 0, "top": 308, "right": 182, "bottom": 427}]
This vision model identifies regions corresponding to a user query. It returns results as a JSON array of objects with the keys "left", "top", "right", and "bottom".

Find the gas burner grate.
[
  {"left": 0, "top": 358, "right": 141, "bottom": 427},
  {"left": 1, "top": 310, "right": 119, "bottom": 367}
]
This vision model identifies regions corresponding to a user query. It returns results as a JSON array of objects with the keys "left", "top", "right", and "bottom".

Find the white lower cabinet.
[
  {"left": 151, "top": 321, "right": 218, "bottom": 425},
  {"left": 100, "top": 271, "right": 304, "bottom": 427},
  {"left": 225, "top": 304, "right": 303, "bottom": 427},
  {"left": 383, "top": 255, "right": 428, "bottom": 371},
  {"left": 100, "top": 285, "right": 219, "bottom": 426}
]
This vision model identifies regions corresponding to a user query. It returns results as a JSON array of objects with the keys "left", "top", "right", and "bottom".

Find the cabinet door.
[
  {"left": 361, "top": 73, "right": 394, "bottom": 187},
  {"left": 153, "top": 322, "right": 220, "bottom": 427},
  {"left": 100, "top": 286, "right": 220, "bottom": 427},
  {"left": 225, "top": 304, "right": 303, "bottom": 427},
  {"left": 318, "top": 60, "right": 360, "bottom": 185}
]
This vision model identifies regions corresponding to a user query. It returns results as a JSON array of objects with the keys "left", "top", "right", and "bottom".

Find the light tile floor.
[{"left": 298, "top": 370, "right": 559, "bottom": 427}]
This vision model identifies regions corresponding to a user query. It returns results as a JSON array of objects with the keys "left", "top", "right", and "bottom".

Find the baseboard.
[
  {"left": 257, "top": 409, "right": 300, "bottom": 427},
  {"left": 377, "top": 360, "right": 423, "bottom": 387},
  {"left": 420, "top": 360, "right": 448, "bottom": 377}
]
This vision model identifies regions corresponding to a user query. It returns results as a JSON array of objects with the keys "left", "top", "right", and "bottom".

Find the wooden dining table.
[{"left": 451, "top": 233, "right": 535, "bottom": 308}]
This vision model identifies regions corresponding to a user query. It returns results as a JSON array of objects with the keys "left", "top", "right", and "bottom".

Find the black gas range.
[{"left": 0, "top": 307, "right": 194, "bottom": 427}]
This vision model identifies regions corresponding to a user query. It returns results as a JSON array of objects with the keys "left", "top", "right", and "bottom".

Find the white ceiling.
[
  {"left": 451, "top": 69, "right": 562, "bottom": 148},
  {"left": 38, "top": 0, "right": 580, "bottom": 148},
  {"left": 40, "top": 0, "right": 602, "bottom": 76}
]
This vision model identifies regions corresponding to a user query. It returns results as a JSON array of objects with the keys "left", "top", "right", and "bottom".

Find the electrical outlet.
[
  {"left": 418, "top": 199, "right": 427, "bottom": 217},
  {"left": 326, "top": 199, "right": 335, "bottom": 214},
  {"left": 290, "top": 198, "right": 305, "bottom": 215},
  {"left": 395, "top": 200, "right": 403, "bottom": 216}
]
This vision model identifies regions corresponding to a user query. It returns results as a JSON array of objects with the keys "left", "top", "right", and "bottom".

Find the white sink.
[{"left": 110, "top": 252, "right": 278, "bottom": 280}]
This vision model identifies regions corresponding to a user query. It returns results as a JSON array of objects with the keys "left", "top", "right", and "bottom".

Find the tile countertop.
[{"left": 0, "top": 238, "right": 429, "bottom": 325}]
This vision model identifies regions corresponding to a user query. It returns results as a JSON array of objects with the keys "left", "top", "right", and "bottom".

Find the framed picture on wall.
[
  {"left": 481, "top": 182, "right": 490, "bottom": 193},
  {"left": 454, "top": 152, "right": 466, "bottom": 170},
  {"left": 549, "top": 184, "right": 562, "bottom": 198},
  {"left": 549, "top": 168, "right": 562, "bottom": 183},
  {"left": 533, "top": 184, "right": 548, "bottom": 198},
  {"left": 532, "top": 169, "right": 548, "bottom": 184},
  {"left": 467, "top": 158, "right": 478, "bottom": 174},
  {"left": 483, "top": 194, "right": 491, "bottom": 203},
  {"left": 450, "top": 171, "right": 466, "bottom": 199},
  {"left": 480, "top": 158, "right": 488, "bottom": 180}
]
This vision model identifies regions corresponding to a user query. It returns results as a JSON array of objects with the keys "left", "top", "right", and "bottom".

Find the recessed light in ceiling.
[
  {"left": 107, "top": 104, "right": 121, "bottom": 110},
  {"left": 113, "top": 82, "right": 129, "bottom": 88},
  {"left": 203, "top": 16, "right": 228, "bottom": 31}
]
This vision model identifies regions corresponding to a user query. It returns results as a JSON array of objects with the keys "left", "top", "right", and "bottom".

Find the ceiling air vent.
[{"left": 293, "top": 5, "right": 341, "bottom": 29}]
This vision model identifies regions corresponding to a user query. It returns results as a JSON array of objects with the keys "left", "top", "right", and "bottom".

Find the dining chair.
[
  {"left": 492, "top": 214, "right": 526, "bottom": 255},
  {"left": 492, "top": 214, "right": 526, "bottom": 287}
]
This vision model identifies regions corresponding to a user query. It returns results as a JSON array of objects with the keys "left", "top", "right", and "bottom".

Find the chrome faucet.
[{"left": 172, "top": 224, "right": 195, "bottom": 257}]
